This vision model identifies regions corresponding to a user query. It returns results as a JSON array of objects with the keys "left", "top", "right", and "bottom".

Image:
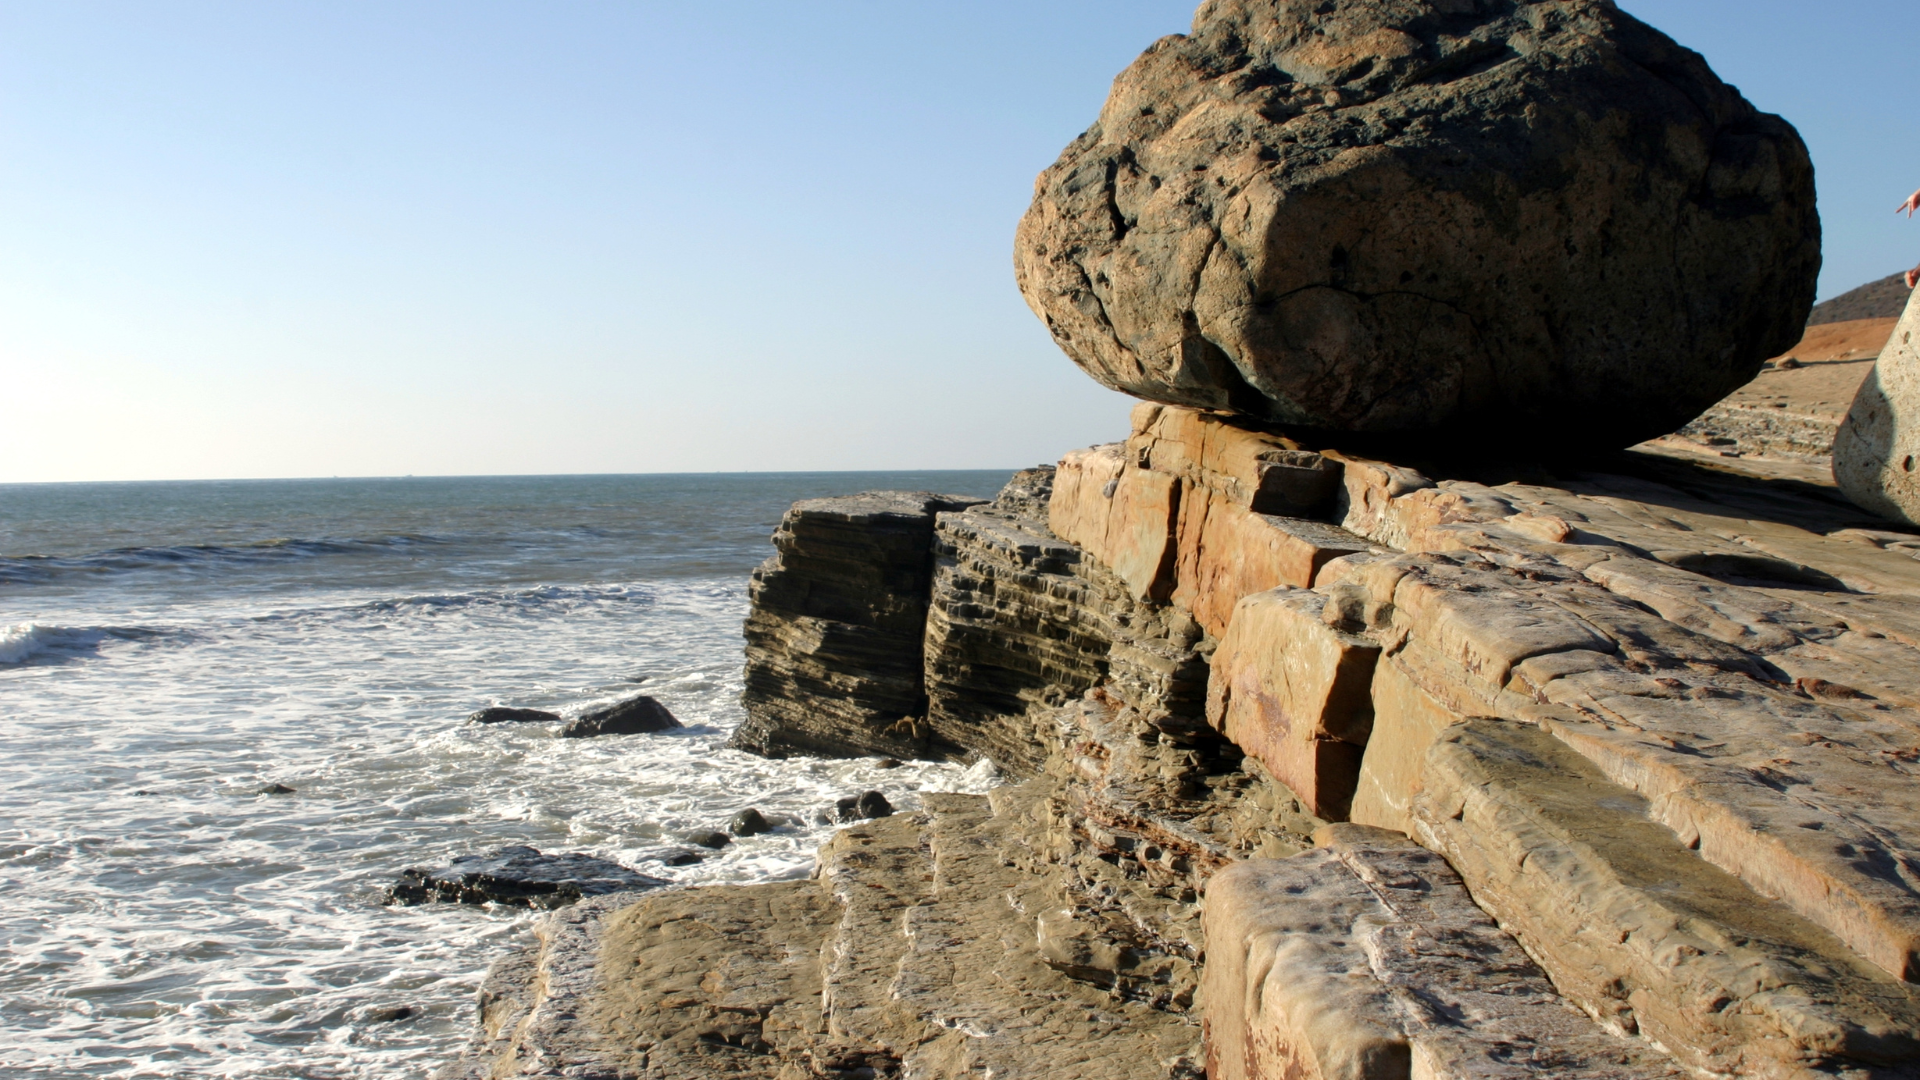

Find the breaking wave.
[{"left": 0, "top": 622, "right": 169, "bottom": 665}]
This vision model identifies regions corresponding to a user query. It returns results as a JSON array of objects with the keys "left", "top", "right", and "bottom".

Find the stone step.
[
  {"left": 1202, "top": 823, "right": 1685, "bottom": 1080},
  {"left": 1411, "top": 719, "right": 1920, "bottom": 1079}
]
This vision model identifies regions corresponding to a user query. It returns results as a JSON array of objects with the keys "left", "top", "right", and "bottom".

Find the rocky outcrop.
[
  {"left": 1014, "top": 0, "right": 1818, "bottom": 448},
  {"left": 1837, "top": 291, "right": 1920, "bottom": 525},
  {"left": 729, "top": 490, "right": 986, "bottom": 760},
  {"left": 1047, "top": 403, "right": 1920, "bottom": 1073}
]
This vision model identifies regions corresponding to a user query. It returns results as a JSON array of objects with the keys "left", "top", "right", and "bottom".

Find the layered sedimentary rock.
[
  {"left": 1203, "top": 824, "right": 1682, "bottom": 1080},
  {"left": 1050, "top": 402, "right": 1920, "bottom": 1076},
  {"left": 1014, "top": 0, "right": 1819, "bottom": 447},
  {"left": 729, "top": 490, "right": 985, "bottom": 760},
  {"left": 923, "top": 466, "right": 1216, "bottom": 774},
  {"left": 1838, "top": 292, "right": 1920, "bottom": 525}
]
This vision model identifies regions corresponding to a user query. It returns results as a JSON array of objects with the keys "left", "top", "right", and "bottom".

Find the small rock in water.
[
  {"left": 836, "top": 791, "right": 893, "bottom": 822},
  {"left": 258, "top": 783, "right": 296, "bottom": 795},
  {"left": 684, "top": 830, "right": 731, "bottom": 850},
  {"left": 873, "top": 757, "right": 902, "bottom": 769},
  {"left": 467, "top": 706, "right": 562, "bottom": 725},
  {"left": 728, "top": 808, "right": 771, "bottom": 837},
  {"left": 383, "top": 845, "right": 666, "bottom": 909},
  {"left": 132, "top": 789, "right": 156, "bottom": 797},
  {"left": 561, "top": 695, "right": 682, "bottom": 738},
  {"left": 660, "top": 849, "right": 704, "bottom": 866},
  {"left": 366, "top": 1005, "right": 415, "bottom": 1023}
]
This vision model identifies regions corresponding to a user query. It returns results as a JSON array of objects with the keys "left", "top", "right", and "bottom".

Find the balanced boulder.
[
  {"left": 1836, "top": 290, "right": 1920, "bottom": 524},
  {"left": 1014, "top": 0, "right": 1818, "bottom": 449}
]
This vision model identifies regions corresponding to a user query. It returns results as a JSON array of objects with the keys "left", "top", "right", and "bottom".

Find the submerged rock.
[
  {"left": 258, "top": 783, "right": 296, "bottom": 795},
  {"left": 659, "top": 848, "right": 704, "bottom": 866},
  {"left": 836, "top": 791, "right": 893, "bottom": 822},
  {"left": 1014, "top": 0, "right": 1818, "bottom": 449},
  {"left": 728, "top": 808, "right": 771, "bottom": 837},
  {"left": 683, "top": 830, "right": 731, "bottom": 850},
  {"left": 384, "top": 846, "right": 666, "bottom": 910},
  {"left": 467, "top": 706, "right": 561, "bottom": 725},
  {"left": 560, "top": 695, "right": 680, "bottom": 738}
]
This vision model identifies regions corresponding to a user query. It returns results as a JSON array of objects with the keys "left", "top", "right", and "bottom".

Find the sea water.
[{"left": 0, "top": 472, "right": 1013, "bottom": 1079}]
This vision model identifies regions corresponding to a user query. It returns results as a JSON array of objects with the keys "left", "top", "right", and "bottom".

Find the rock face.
[
  {"left": 728, "top": 491, "right": 986, "bottom": 761},
  {"left": 1014, "top": 0, "right": 1819, "bottom": 448},
  {"left": 385, "top": 846, "right": 666, "bottom": 910},
  {"left": 560, "top": 695, "right": 679, "bottom": 738},
  {"left": 1837, "top": 291, "right": 1920, "bottom": 525}
]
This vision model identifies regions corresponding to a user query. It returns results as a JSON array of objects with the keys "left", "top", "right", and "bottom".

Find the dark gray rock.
[
  {"left": 684, "top": 830, "right": 731, "bottom": 850},
  {"left": 1014, "top": 0, "right": 1820, "bottom": 450},
  {"left": 660, "top": 849, "right": 704, "bottom": 866},
  {"left": 560, "top": 695, "right": 680, "bottom": 738},
  {"left": 727, "top": 490, "right": 987, "bottom": 762},
  {"left": 383, "top": 846, "right": 665, "bottom": 910},
  {"left": 836, "top": 791, "right": 894, "bottom": 822},
  {"left": 259, "top": 783, "right": 296, "bottom": 795},
  {"left": 728, "top": 808, "right": 771, "bottom": 837},
  {"left": 468, "top": 706, "right": 562, "bottom": 725}
]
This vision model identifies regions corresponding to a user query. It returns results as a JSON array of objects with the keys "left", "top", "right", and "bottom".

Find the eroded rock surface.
[
  {"left": 1014, "top": 0, "right": 1818, "bottom": 446},
  {"left": 437, "top": 787, "right": 1208, "bottom": 1080}
]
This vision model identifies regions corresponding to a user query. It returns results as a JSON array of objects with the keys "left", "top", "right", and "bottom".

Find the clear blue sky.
[{"left": 2, "top": 1, "right": 1914, "bottom": 482}]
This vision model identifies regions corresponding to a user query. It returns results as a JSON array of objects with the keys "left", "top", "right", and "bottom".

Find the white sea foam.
[{"left": 0, "top": 577, "right": 998, "bottom": 1079}]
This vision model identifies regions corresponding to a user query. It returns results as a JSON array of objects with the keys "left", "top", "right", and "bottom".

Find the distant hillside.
[{"left": 1808, "top": 272, "right": 1912, "bottom": 325}]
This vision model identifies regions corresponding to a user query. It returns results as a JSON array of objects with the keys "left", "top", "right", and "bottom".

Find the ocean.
[{"left": 0, "top": 471, "right": 1014, "bottom": 1079}]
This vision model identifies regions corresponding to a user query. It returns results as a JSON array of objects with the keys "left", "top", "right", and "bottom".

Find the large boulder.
[
  {"left": 1014, "top": 0, "right": 1819, "bottom": 449},
  {"left": 1836, "top": 290, "right": 1920, "bottom": 524}
]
